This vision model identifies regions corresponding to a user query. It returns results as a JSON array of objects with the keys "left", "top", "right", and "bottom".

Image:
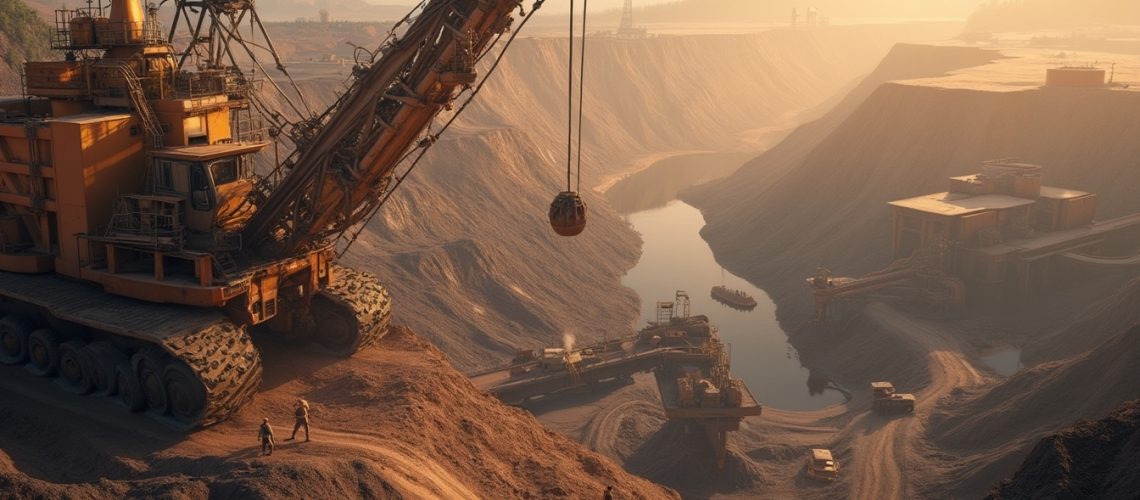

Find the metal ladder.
[
  {"left": 212, "top": 252, "right": 239, "bottom": 280},
  {"left": 112, "top": 62, "right": 164, "bottom": 150}
]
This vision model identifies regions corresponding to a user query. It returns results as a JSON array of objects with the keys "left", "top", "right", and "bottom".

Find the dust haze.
[{"left": 1, "top": 0, "right": 1139, "bottom": 498}]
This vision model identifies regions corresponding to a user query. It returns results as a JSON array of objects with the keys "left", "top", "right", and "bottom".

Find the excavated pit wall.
[{"left": 329, "top": 26, "right": 954, "bottom": 371}]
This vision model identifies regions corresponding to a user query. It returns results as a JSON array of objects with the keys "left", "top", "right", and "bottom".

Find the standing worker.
[
  {"left": 603, "top": 485, "right": 614, "bottom": 499},
  {"left": 258, "top": 417, "right": 275, "bottom": 456},
  {"left": 287, "top": 398, "right": 311, "bottom": 442}
]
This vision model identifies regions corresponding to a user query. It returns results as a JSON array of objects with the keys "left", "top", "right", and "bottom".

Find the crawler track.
[
  {"left": 313, "top": 266, "right": 392, "bottom": 356},
  {"left": 0, "top": 271, "right": 261, "bottom": 430}
]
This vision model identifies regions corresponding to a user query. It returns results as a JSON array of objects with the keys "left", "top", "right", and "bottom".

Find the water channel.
[{"left": 620, "top": 199, "right": 846, "bottom": 411}]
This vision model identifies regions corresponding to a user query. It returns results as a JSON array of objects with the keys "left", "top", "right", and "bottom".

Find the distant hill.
[
  {"left": 966, "top": 0, "right": 1140, "bottom": 32},
  {"left": 0, "top": 0, "right": 52, "bottom": 94},
  {"left": 591, "top": 0, "right": 983, "bottom": 25}
]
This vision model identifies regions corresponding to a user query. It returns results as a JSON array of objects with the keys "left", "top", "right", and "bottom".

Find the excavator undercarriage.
[{"left": 0, "top": 0, "right": 536, "bottom": 429}]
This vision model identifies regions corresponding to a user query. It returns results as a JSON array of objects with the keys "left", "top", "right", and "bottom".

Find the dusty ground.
[
  {"left": 6, "top": 0, "right": 1138, "bottom": 495},
  {"left": 528, "top": 301, "right": 995, "bottom": 499},
  {"left": 0, "top": 327, "right": 676, "bottom": 499}
]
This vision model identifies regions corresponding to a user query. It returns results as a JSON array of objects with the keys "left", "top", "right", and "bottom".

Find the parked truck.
[{"left": 871, "top": 381, "right": 915, "bottom": 414}]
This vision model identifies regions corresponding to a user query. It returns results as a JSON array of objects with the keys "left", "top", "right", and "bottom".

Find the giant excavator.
[{"left": 0, "top": 0, "right": 577, "bottom": 429}]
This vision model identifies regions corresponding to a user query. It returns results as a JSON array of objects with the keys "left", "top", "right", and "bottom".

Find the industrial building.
[{"left": 888, "top": 160, "right": 1140, "bottom": 297}]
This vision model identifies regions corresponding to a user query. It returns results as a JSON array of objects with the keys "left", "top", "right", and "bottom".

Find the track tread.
[
  {"left": 318, "top": 266, "right": 392, "bottom": 355},
  {"left": 160, "top": 322, "right": 262, "bottom": 429}
]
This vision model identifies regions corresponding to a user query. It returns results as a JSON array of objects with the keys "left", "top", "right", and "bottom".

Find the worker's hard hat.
[{"left": 263, "top": 417, "right": 269, "bottom": 422}]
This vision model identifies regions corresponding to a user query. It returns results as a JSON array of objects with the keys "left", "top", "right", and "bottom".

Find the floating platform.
[
  {"left": 471, "top": 302, "right": 762, "bottom": 469},
  {"left": 710, "top": 285, "right": 758, "bottom": 310}
]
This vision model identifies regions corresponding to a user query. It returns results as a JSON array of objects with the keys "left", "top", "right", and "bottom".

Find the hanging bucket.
[{"left": 549, "top": 191, "right": 587, "bottom": 236}]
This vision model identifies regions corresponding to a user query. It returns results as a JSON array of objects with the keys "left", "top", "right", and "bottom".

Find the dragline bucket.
[{"left": 550, "top": 191, "right": 588, "bottom": 236}]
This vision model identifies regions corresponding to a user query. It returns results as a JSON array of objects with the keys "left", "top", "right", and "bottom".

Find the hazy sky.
[
  {"left": 368, "top": 1, "right": 988, "bottom": 17},
  {"left": 372, "top": 0, "right": 674, "bottom": 13}
]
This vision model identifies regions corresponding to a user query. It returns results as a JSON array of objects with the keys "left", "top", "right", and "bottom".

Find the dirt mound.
[
  {"left": 0, "top": 326, "right": 677, "bottom": 499},
  {"left": 986, "top": 399, "right": 1140, "bottom": 500}
]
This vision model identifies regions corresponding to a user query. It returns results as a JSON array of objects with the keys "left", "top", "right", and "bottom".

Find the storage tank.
[
  {"left": 1046, "top": 67, "right": 1105, "bottom": 87},
  {"left": 69, "top": 16, "right": 95, "bottom": 47},
  {"left": 93, "top": 16, "right": 112, "bottom": 45}
]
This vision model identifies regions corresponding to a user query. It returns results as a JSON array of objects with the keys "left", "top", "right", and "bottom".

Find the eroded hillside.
[
  {"left": 333, "top": 25, "right": 953, "bottom": 371},
  {"left": 682, "top": 41, "right": 1140, "bottom": 498},
  {"left": 0, "top": 0, "right": 51, "bottom": 94},
  {"left": 688, "top": 44, "right": 1140, "bottom": 324}
]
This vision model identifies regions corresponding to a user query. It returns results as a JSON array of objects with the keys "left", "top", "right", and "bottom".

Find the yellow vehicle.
[
  {"left": 0, "top": 0, "right": 552, "bottom": 429},
  {"left": 872, "top": 381, "right": 916, "bottom": 414},
  {"left": 806, "top": 448, "right": 840, "bottom": 481}
]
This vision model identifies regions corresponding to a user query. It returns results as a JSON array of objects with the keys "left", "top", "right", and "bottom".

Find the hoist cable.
[
  {"left": 575, "top": 0, "right": 588, "bottom": 193},
  {"left": 566, "top": 0, "right": 575, "bottom": 192}
]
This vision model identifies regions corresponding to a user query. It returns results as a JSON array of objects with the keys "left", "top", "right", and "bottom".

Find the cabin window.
[
  {"left": 210, "top": 159, "right": 239, "bottom": 185},
  {"left": 190, "top": 164, "right": 212, "bottom": 210},
  {"left": 155, "top": 161, "right": 175, "bottom": 191},
  {"left": 186, "top": 116, "right": 208, "bottom": 145}
]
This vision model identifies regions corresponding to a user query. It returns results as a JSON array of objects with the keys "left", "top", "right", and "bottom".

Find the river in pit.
[{"left": 618, "top": 191, "right": 846, "bottom": 411}]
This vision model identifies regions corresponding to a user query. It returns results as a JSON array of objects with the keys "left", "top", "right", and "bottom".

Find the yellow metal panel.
[{"left": 50, "top": 114, "right": 144, "bottom": 277}]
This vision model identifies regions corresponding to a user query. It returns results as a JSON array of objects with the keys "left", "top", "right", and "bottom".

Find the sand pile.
[
  {"left": 986, "top": 399, "right": 1140, "bottom": 499},
  {"left": 0, "top": 327, "right": 677, "bottom": 499}
]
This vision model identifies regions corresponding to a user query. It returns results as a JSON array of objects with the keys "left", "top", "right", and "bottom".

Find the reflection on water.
[
  {"left": 980, "top": 346, "right": 1023, "bottom": 376},
  {"left": 622, "top": 200, "right": 846, "bottom": 410}
]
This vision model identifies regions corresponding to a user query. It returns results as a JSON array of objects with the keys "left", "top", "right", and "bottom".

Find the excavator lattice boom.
[{"left": 0, "top": 0, "right": 541, "bottom": 429}]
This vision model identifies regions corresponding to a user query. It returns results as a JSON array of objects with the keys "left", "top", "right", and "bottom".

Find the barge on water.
[{"left": 711, "top": 285, "right": 758, "bottom": 310}]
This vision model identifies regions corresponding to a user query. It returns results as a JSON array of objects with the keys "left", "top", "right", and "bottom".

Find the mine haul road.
[{"left": 846, "top": 302, "right": 989, "bottom": 500}]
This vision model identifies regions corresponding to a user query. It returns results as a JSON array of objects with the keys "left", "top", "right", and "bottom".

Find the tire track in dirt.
[
  {"left": 315, "top": 429, "right": 478, "bottom": 499},
  {"left": 582, "top": 398, "right": 662, "bottom": 460}
]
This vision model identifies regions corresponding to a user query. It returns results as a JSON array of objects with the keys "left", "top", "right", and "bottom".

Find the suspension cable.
[
  {"left": 575, "top": 0, "right": 588, "bottom": 193},
  {"left": 338, "top": 0, "right": 548, "bottom": 257},
  {"left": 566, "top": 0, "right": 575, "bottom": 193}
]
